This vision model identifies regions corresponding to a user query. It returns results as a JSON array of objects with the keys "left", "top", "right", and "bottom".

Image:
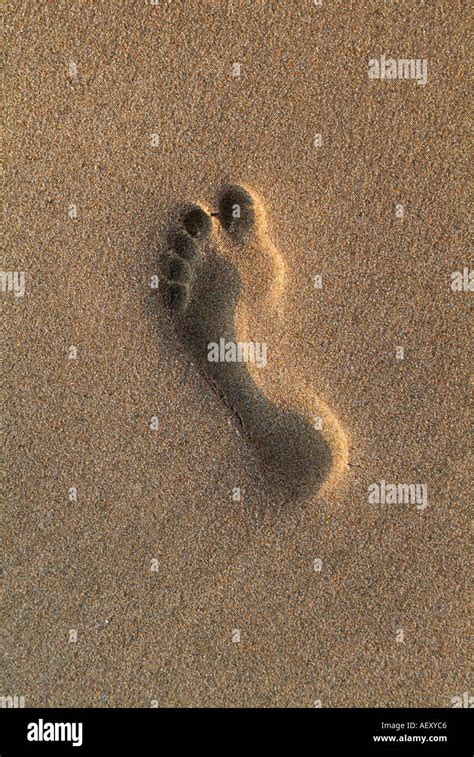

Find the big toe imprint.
[
  {"left": 159, "top": 191, "right": 339, "bottom": 504},
  {"left": 218, "top": 184, "right": 256, "bottom": 244}
]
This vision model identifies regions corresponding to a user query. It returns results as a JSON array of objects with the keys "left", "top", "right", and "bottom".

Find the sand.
[{"left": 3, "top": 1, "right": 470, "bottom": 707}]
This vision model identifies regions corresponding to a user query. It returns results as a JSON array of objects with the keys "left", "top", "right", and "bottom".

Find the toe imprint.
[
  {"left": 163, "top": 281, "right": 188, "bottom": 313},
  {"left": 160, "top": 251, "right": 191, "bottom": 285},
  {"left": 169, "top": 230, "right": 200, "bottom": 262},
  {"left": 218, "top": 184, "right": 256, "bottom": 243},
  {"left": 181, "top": 204, "right": 212, "bottom": 240}
]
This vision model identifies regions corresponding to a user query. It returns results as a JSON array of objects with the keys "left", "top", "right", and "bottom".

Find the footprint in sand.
[{"left": 159, "top": 184, "right": 347, "bottom": 503}]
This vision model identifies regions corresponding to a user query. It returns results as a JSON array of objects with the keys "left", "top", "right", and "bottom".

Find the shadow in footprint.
[{"left": 157, "top": 201, "right": 332, "bottom": 508}]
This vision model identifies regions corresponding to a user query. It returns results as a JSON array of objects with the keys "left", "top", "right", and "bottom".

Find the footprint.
[{"left": 159, "top": 185, "right": 346, "bottom": 503}]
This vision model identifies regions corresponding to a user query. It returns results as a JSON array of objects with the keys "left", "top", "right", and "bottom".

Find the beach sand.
[{"left": 3, "top": 1, "right": 470, "bottom": 706}]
